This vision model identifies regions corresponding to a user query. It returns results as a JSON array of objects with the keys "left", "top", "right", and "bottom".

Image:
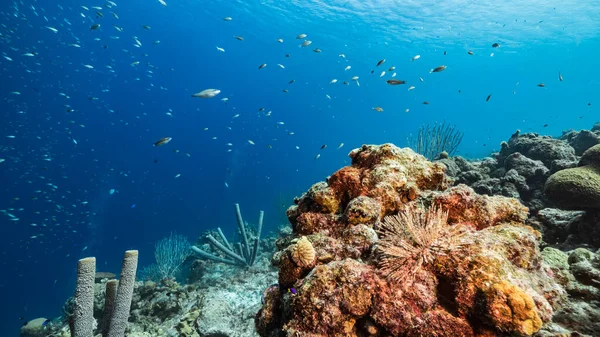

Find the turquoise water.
[{"left": 0, "top": 0, "right": 598, "bottom": 334}]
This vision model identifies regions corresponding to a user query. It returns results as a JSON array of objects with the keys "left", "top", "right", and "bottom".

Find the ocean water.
[{"left": 0, "top": 0, "right": 598, "bottom": 334}]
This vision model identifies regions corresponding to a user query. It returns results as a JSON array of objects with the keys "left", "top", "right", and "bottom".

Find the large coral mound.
[
  {"left": 545, "top": 144, "right": 600, "bottom": 210},
  {"left": 258, "top": 144, "right": 566, "bottom": 337}
]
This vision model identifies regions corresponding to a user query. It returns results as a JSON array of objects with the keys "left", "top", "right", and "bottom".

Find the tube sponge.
[
  {"left": 101, "top": 279, "right": 118, "bottom": 337},
  {"left": 107, "top": 250, "right": 138, "bottom": 337},
  {"left": 73, "top": 257, "right": 96, "bottom": 337}
]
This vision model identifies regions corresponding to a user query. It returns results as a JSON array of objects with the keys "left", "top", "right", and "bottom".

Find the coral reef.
[
  {"left": 40, "top": 123, "right": 600, "bottom": 337},
  {"left": 257, "top": 143, "right": 570, "bottom": 337},
  {"left": 43, "top": 237, "right": 278, "bottom": 337},
  {"left": 439, "top": 123, "right": 600, "bottom": 249}
]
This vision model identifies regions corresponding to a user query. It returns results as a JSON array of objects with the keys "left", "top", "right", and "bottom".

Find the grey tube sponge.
[
  {"left": 101, "top": 279, "right": 118, "bottom": 337},
  {"left": 73, "top": 257, "right": 96, "bottom": 337},
  {"left": 107, "top": 250, "right": 138, "bottom": 337}
]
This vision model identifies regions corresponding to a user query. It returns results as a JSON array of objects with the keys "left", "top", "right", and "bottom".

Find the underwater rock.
[
  {"left": 499, "top": 130, "right": 577, "bottom": 172},
  {"left": 343, "top": 196, "right": 382, "bottom": 226},
  {"left": 429, "top": 184, "right": 528, "bottom": 230},
  {"left": 20, "top": 318, "right": 49, "bottom": 337},
  {"left": 541, "top": 247, "right": 600, "bottom": 336},
  {"left": 504, "top": 152, "right": 550, "bottom": 180},
  {"left": 528, "top": 208, "right": 586, "bottom": 248},
  {"left": 289, "top": 144, "right": 447, "bottom": 237},
  {"left": 259, "top": 144, "right": 565, "bottom": 337},
  {"left": 545, "top": 144, "right": 600, "bottom": 210},
  {"left": 560, "top": 129, "right": 600, "bottom": 156}
]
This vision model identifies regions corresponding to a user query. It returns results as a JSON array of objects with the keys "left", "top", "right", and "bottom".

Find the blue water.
[{"left": 1, "top": 0, "right": 598, "bottom": 333}]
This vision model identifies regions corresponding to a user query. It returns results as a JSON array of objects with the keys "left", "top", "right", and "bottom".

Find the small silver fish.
[
  {"left": 191, "top": 89, "right": 221, "bottom": 98},
  {"left": 154, "top": 137, "right": 172, "bottom": 146}
]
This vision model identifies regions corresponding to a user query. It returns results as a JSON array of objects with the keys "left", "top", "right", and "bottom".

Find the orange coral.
[{"left": 484, "top": 280, "right": 542, "bottom": 335}]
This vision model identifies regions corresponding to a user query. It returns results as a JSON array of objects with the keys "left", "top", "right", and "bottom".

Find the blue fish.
[
  {"left": 42, "top": 319, "right": 51, "bottom": 327},
  {"left": 130, "top": 204, "right": 136, "bottom": 209},
  {"left": 288, "top": 287, "right": 297, "bottom": 295}
]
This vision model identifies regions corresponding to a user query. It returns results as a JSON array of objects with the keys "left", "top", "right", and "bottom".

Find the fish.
[
  {"left": 486, "top": 94, "right": 492, "bottom": 102},
  {"left": 46, "top": 26, "right": 58, "bottom": 33},
  {"left": 339, "top": 54, "right": 346, "bottom": 58},
  {"left": 325, "top": 94, "right": 331, "bottom": 99},
  {"left": 376, "top": 59, "right": 385, "bottom": 66},
  {"left": 0, "top": 159, "right": 5, "bottom": 163},
  {"left": 313, "top": 48, "right": 321, "bottom": 53},
  {"left": 379, "top": 71, "right": 386, "bottom": 77},
  {"left": 288, "top": 79, "right": 295, "bottom": 84},
  {"left": 248, "top": 140, "right": 255, "bottom": 145},
  {"left": 216, "top": 47, "right": 225, "bottom": 52},
  {"left": 258, "top": 63, "right": 267, "bottom": 69},
  {"left": 158, "top": 0, "right": 167, "bottom": 6},
  {"left": 277, "top": 64, "right": 285, "bottom": 69},
  {"left": 408, "top": 86, "right": 415, "bottom": 91},
  {"left": 301, "top": 40, "right": 312, "bottom": 47},
  {"left": 419, "top": 77, "right": 424, "bottom": 82},
  {"left": 411, "top": 55, "right": 420, "bottom": 61},
  {"left": 223, "top": 17, "right": 232, "bottom": 21},
  {"left": 288, "top": 287, "right": 297, "bottom": 295},
  {"left": 373, "top": 107, "right": 383, "bottom": 112},
  {"left": 277, "top": 38, "right": 283, "bottom": 43},
  {"left": 154, "top": 137, "right": 172, "bottom": 146},
  {"left": 234, "top": 36, "right": 244, "bottom": 41},
  {"left": 337, "top": 143, "right": 344, "bottom": 149},
  {"left": 423, "top": 101, "right": 430, "bottom": 105},
  {"left": 492, "top": 43, "right": 500, "bottom": 48},
  {"left": 467, "top": 50, "right": 474, "bottom": 55},
  {"left": 430, "top": 65, "right": 447, "bottom": 73},
  {"left": 386, "top": 79, "right": 406, "bottom": 85},
  {"left": 314, "top": 154, "right": 320, "bottom": 160},
  {"left": 330, "top": 79, "right": 338, "bottom": 84},
  {"left": 296, "top": 34, "right": 307, "bottom": 39},
  {"left": 90, "top": 24, "right": 101, "bottom": 30},
  {"left": 537, "top": 83, "right": 546, "bottom": 87},
  {"left": 41, "top": 319, "right": 51, "bottom": 327},
  {"left": 344, "top": 66, "right": 351, "bottom": 71},
  {"left": 191, "top": 89, "right": 221, "bottom": 98},
  {"left": 559, "top": 72, "right": 563, "bottom": 81},
  {"left": 320, "top": 144, "right": 327, "bottom": 149},
  {"left": 388, "top": 66, "right": 396, "bottom": 71}
]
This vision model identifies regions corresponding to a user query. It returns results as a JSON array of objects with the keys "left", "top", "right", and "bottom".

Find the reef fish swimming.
[
  {"left": 191, "top": 89, "right": 221, "bottom": 98},
  {"left": 154, "top": 137, "right": 172, "bottom": 146}
]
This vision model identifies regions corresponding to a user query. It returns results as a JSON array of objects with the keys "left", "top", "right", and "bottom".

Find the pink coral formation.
[{"left": 258, "top": 144, "right": 566, "bottom": 337}]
